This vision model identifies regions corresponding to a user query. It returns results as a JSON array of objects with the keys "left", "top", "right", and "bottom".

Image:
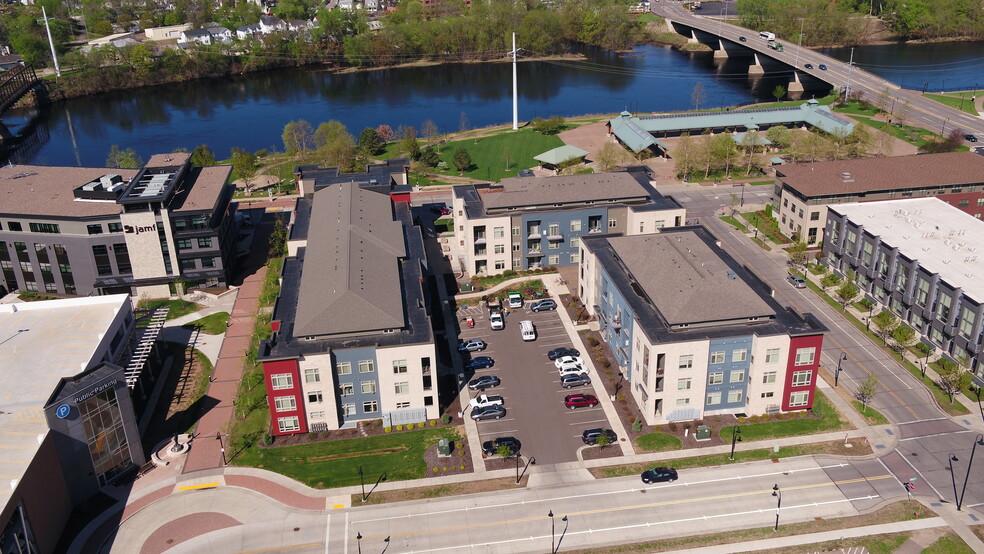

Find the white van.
[
  {"left": 507, "top": 292, "right": 523, "bottom": 309},
  {"left": 490, "top": 311, "right": 504, "bottom": 330},
  {"left": 759, "top": 31, "right": 775, "bottom": 41},
  {"left": 520, "top": 320, "right": 536, "bottom": 341}
]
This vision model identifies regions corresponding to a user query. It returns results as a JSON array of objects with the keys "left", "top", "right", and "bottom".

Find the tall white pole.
[
  {"left": 512, "top": 32, "right": 518, "bottom": 130},
  {"left": 42, "top": 7, "right": 61, "bottom": 77},
  {"left": 845, "top": 47, "right": 855, "bottom": 101}
]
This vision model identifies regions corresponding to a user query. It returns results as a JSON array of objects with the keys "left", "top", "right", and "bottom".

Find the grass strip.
[
  {"left": 352, "top": 476, "right": 526, "bottom": 506},
  {"left": 923, "top": 92, "right": 981, "bottom": 116},
  {"left": 634, "top": 433, "right": 682, "bottom": 452},
  {"left": 182, "top": 312, "right": 231, "bottom": 335},
  {"left": 720, "top": 394, "right": 847, "bottom": 442},
  {"left": 719, "top": 215, "right": 749, "bottom": 233},
  {"left": 851, "top": 400, "right": 889, "bottom": 425}
]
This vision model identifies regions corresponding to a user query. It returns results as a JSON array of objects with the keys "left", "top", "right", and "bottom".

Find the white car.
[
  {"left": 469, "top": 394, "right": 505, "bottom": 409},
  {"left": 558, "top": 364, "right": 588, "bottom": 376},
  {"left": 554, "top": 356, "right": 584, "bottom": 369}
]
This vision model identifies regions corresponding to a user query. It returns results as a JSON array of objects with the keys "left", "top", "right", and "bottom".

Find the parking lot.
[{"left": 457, "top": 296, "right": 618, "bottom": 465}]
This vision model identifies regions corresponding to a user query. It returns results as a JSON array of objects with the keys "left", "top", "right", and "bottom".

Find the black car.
[
  {"left": 581, "top": 428, "right": 617, "bottom": 445},
  {"left": 465, "top": 356, "right": 495, "bottom": 370},
  {"left": 468, "top": 375, "right": 501, "bottom": 391},
  {"left": 804, "top": 63, "right": 813, "bottom": 69},
  {"left": 561, "top": 373, "right": 591, "bottom": 388},
  {"left": 966, "top": 134, "right": 979, "bottom": 143},
  {"left": 818, "top": 64, "right": 827, "bottom": 70},
  {"left": 548, "top": 347, "right": 581, "bottom": 360},
  {"left": 471, "top": 405, "right": 506, "bottom": 421},
  {"left": 530, "top": 299, "right": 557, "bottom": 312},
  {"left": 641, "top": 466, "right": 678, "bottom": 484},
  {"left": 738, "top": 36, "right": 746, "bottom": 42},
  {"left": 482, "top": 436, "right": 521, "bottom": 457}
]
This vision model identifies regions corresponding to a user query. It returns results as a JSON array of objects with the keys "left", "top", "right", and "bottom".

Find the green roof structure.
[
  {"left": 533, "top": 145, "right": 591, "bottom": 166},
  {"left": 732, "top": 132, "right": 773, "bottom": 146}
]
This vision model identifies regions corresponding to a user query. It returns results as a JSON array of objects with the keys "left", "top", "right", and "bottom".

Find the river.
[{"left": 4, "top": 40, "right": 982, "bottom": 167}]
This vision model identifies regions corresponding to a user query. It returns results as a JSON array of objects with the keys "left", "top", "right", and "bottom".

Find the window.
[
  {"left": 762, "top": 371, "right": 777, "bottom": 384},
  {"left": 274, "top": 396, "right": 296, "bottom": 412},
  {"left": 730, "top": 370, "right": 745, "bottom": 383},
  {"left": 761, "top": 391, "right": 775, "bottom": 398},
  {"left": 789, "top": 390, "right": 809, "bottom": 407},
  {"left": 512, "top": 226, "right": 520, "bottom": 236},
  {"left": 640, "top": 222, "right": 645, "bottom": 233},
  {"left": 307, "top": 391, "right": 323, "bottom": 403},
  {"left": 654, "top": 220, "right": 665, "bottom": 229},
  {"left": 915, "top": 277, "right": 931, "bottom": 306},
  {"left": 396, "top": 401, "right": 411, "bottom": 409},
  {"left": 277, "top": 417, "right": 300, "bottom": 432},
  {"left": 7, "top": 222, "right": 21, "bottom": 232},
  {"left": 271, "top": 373, "right": 293, "bottom": 390},
  {"left": 548, "top": 255, "right": 559, "bottom": 265},
  {"left": 19, "top": 261, "right": 32, "bottom": 273},
  {"left": 679, "top": 355, "right": 693, "bottom": 369},
  {"left": 732, "top": 349, "right": 747, "bottom": 362},
  {"left": 937, "top": 294, "right": 952, "bottom": 321},
  {"left": 794, "top": 347, "right": 816, "bottom": 366},
  {"left": 359, "top": 360, "right": 374, "bottom": 373},
  {"left": 958, "top": 199, "right": 970, "bottom": 208},
  {"left": 29, "top": 223, "right": 60, "bottom": 234},
  {"left": 361, "top": 381, "right": 376, "bottom": 394},
  {"left": 570, "top": 237, "right": 579, "bottom": 249},
  {"left": 179, "top": 259, "right": 197, "bottom": 271},
  {"left": 363, "top": 401, "right": 378, "bottom": 413},
  {"left": 494, "top": 244, "right": 505, "bottom": 254},
  {"left": 339, "top": 383, "right": 354, "bottom": 396},
  {"left": 959, "top": 309, "right": 976, "bottom": 339},
  {"left": 342, "top": 404, "right": 356, "bottom": 416},
  {"left": 978, "top": 198, "right": 984, "bottom": 207},
  {"left": 548, "top": 241, "right": 559, "bottom": 250},
  {"left": 791, "top": 370, "right": 812, "bottom": 386},
  {"left": 177, "top": 239, "right": 192, "bottom": 250},
  {"left": 570, "top": 220, "right": 582, "bottom": 232},
  {"left": 108, "top": 222, "right": 123, "bottom": 233},
  {"left": 197, "top": 237, "right": 213, "bottom": 248},
  {"left": 727, "top": 390, "right": 743, "bottom": 403},
  {"left": 310, "top": 411, "right": 325, "bottom": 419},
  {"left": 706, "top": 392, "right": 721, "bottom": 405},
  {"left": 87, "top": 224, "right": 103, "bottom": 235},
  {"left": 394, "top": 381, "right": 409, "bottom": 394},
  {"left": 708, "top": 372, "right": 724, "bottom": 385},
  {"left": 337, "top": 362, "right": 352, "bottom": 375},
  {"left": 677, "top": 378, "right": 692, "bottom": 390},
  {"left": 783, "top": 198, "right": 788, "bottom": 207},
  {"left": 765, "top": 348, "right": 780, "bottom": 363},
  {"left": 304, "top": 368, "right": 320, "bottom": 383},
  {"left": 710, "top": 351, "right": 725, "bottom": 364},
  {"left": 548, "top": 223, "right": 559, "bottom": 236},
  {"left": 569, "top": 252, "right": 580, "bottom": 263},
  {"left": 92, "top": 244, "right": 112, "bottom": 276},
  {"left": 608, "top": 218, "right": 617, "bottom": 228},
  {"left": 493, "top": 227, "right": 504, "bottom": 238},
  {"left": 676, "top": 398, "right": 690, "bottom": 406},
  {"left": 24, "top": 281, "right": 37, "bottom": 292},
  {"left": 393, "top": 360, "right": 408, "bottom": 374},
  {"left": 201, "top": 257, "right": 216, "bottom": 268},
  {"left": 809, "top": 212, "right": 819, "bottom": 221},
  {"left": 495, "top": 261, "right": 506, "bottom": 270}
]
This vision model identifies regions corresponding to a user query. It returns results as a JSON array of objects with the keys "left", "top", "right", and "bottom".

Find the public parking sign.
[{"left": 55, "top": 404, "right": 71, "bottom": 419}]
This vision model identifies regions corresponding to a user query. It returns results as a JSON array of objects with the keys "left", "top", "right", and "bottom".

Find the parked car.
[
  {"left": 564, "top": 394, "right": 599, "bottom": 410},
  {"left": 804, "top": 63, "right": 813, "bottom": 69},
  {"left": 581, "top": 428, "right": 617, "bottom": 445},
  {"left": 965, "top": 134, "right": 979, "bottom": 142},
  {"left": 561, "top": 373, "right": 592, "bottom": 388},
  {"left": 558, "top": 365, "right": 588, "bottom": 377},
  {"left": 431, "top": 204, "right": 452, "bottom": 215},
  {"left": 548, "top": 347, "right": 581, "bottom": 360},
  {"left": 554, "top": 356, "right": 584, "bottom": 369},
  {"left": 641, "top": 466, "right": 678, "bottom": 484},
  {"left": 465, "top": 356, "right": 495, "bottom": 370},
  {"left": 786, "top": 275, "right": 806, "bottom": 289},
  {"left": 468, "top": 375, "right": 501, "bottom": 391},
  {"left": 458, "top": 339, "right": 487, "bottom": 352},
  {"left": 470, "top": 393, "right": 505, "bottom": 409},
  {"left": 818, "top": 64, "right": 827, "bottom": 70},
  {"left": 482, "top": 436, "right": 521, "bottom": 457},
  {"left": 490, "top": 311, "right": 504, "bottom": 330},
  {"left": 530, "top": 299, "right": 557, "bottom": 312},
  {"left": 471, "top": 405, "right": 506, "bottom": 421},
  {"left": 738, "top": 36, "right": 747, "bottom": 42},
  {"left": 507, "top": 292, "right": 524, "bottom": 308}
]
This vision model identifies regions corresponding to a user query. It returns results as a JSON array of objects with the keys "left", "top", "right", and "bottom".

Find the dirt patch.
[
  {"left": 142, "top": 341, "right": 212, "bottom": 449},
  {"left": 422, "top": 439, "right": 473, "bottom": 478},
  {"left": 582, "top": 443, "right": 624, "bottom": 461},
  {"left": 972, "top": 524, "right": 984, "bottom": 543},
  {"left": 309, "top": 446, "right": 409, "bottom": 462},
  {"left": 265, "top": 420, "right": 465, "bottom": 448},
  {"left": 352, "top": 475, "right": 528, "bottom": 506}
]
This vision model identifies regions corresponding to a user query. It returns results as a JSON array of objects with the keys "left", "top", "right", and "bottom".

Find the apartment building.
[
  {"left": 579, "top": 227, "right": 827, "bottom": 425},
  {"left": 260, "top": 160, "right": 440, "bottom": 435},
  {"left": 0, "top": 153, "right": 238, "bottom": 298},
  {"left": 823, "top": 197, "right": 984, "bottom": 379},
  {"left": 773, "top": 152, "right": 984, "bottom": 245},
  {"left": 451, "top": 169, "right": 686, "bottom": 276}
]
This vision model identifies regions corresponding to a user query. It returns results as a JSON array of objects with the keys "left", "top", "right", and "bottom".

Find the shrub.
[
  {"left": 667, "top": 422, "right": 677, "bottom": 432},
  {"left": 395, "top": 425, "right": 403, "bottom": 431},
  {"left": 737, "top": 416, "right": 746, "bottom": 424},
  {"left": 433, "top": 467, "right": 439, "bottom": 473},
  {"left": 441, "top": 413, "right": 452, "bottom": 424},
  {"left": 587, "top": 335, "right": 599, "bottom": 346},
  {"left": 429, "top": 420, "right": 437, "bottom": 427},
  {"left": 502, "top": 269, "right": 518, "bottom": 277},
  {"left": 384, "top": 427, "right": 392, "bottom": 433},
  {"left": 603, "top": 360, "right": 612, "bottom": 368},
  {"left": 406, "top": 423, "right": 415, "bottom": 430},
  {"left": 632, "top": 419, "right": 643, "bottom": 433},
  {"left": 460, "top": 465, "right": 466, "bottom": 470},
  {"left": 442, "top": 466, "right": 448, "bottom": 471},
  {"left": 262, "top": 433, "right": 274, "bottom": 446},
  {"left": 748, "top": 415, "right": 760, "bottom": 423}
]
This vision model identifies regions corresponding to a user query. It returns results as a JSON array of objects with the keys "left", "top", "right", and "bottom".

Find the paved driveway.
[{"left": 457, "top": 298, "right": 617, "bottom": 465}]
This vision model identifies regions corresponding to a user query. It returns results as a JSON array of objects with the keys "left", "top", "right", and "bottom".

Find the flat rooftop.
[
  {"left": 0, "top": 295, "right": 129, "bottom": 496},
  {"left": 481, "top": 172, "right": 651, "bottom": 211},
  {"left": 829, "top": 197, "right": 984, "bottom": 301},
  {"left": 0, "top": 165, "right": 137, "bottom": 218}
]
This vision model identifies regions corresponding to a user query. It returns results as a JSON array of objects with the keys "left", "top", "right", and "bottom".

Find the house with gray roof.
[{"left": 260, "top": 161, "right": 440, "bottom": 434}]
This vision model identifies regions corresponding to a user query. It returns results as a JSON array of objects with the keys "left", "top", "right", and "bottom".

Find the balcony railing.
[{"left": 527, "top": 250, "right": 544, "bottom": 257}]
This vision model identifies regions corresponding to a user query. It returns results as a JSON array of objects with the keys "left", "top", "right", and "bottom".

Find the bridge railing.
[{"left": 0, "top": 64, "right": 42, "bottom": 114}]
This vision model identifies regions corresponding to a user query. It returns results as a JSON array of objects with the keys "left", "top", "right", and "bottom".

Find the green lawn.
[
  {"left": 739, "top": 211, "right": 791, "bottom": 245},
  {"left": 431, "top": 129, "right": 564, "bottom": 182},
  {"left": 924, "top": 92, "right": 981, "bottom": 116},
  {"left": 721, "top": 393, "right": 846, "bottom": 442},
  {"left": 719, "top": 215, "right": 750, "bottom": 233},
  {"left": 851, "top": 400, "right": 889, "bottom": 425},
  {"left": 634, "top": 433, "right": 682, "bottom": 452},
  {"left": 747, "top": 179, "right": 774, "bottom": 186},
  {"left": 849, "top": 115, "right": 941, "bottom": 148},
  {"left": 182, "top": 312, "right": 231, "bottom": 335},
  {"left": 923, "top": 532, "right": 975, "bottom": 554},
  {"left": 833, "top": 99, "right": 883, "bottom": 117},
  {"left": 748, "top": 93, "right": 838, "bottom": 110},
  {"left": 137, "top": 299, "right": 201, "bottom": 322},
  {"left": 234, "top": 427, "right": 460, "bottom": 489}
]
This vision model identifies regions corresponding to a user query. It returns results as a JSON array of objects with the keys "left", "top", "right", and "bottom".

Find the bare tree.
[
  {"left": 855, "top": 372, "right": 879, "bottom": 414},
  {"left": 691, "top": 81, "right": 707, "bottom": 111}
]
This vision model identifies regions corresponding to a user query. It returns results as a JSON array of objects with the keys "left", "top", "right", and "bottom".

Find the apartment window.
[
  {"left": 706, "top": 391, "right": 721, "bottom": 405},
  {"left": 307, "top": 391, "right": 323, "bottom": 403},
  {"left": 937, "top": 294, "right": 952, "bottom": 321},
  {"left": 679, "top": 355, "right": 693, "bottom": 369},
  {"left": 108, "top": 222, "right": 123, "bottom": 233},
  {"left": 201, "top": 257, "right": 216, "bottom": 268},
  {"left": 765, "top": 348, "right": 780, "bottom": 363},
  {"left": 512, "top": 244, "right": 520, "bottom": 252},
  {"left": 19, "top": 262, "right": 32, "bottom": 273},
  {"left": 86, "top": 224, "right": 103, "bottom": 235},
  {"left": 783, "top": 198, "right": 788, "bottom": 207},
  {"left": 274, "top": 396, "right": 296, "bottom": 412},
  {"left": 304, "top": 368, "right": 320, "bottom": 383},
  {"left": 570, "top": 237, "right": 579, "bottom": 248},
  {"left": 361, "top": 381, "right": 376, "bottom": 394},
  {"left": 7, "top": 222, "right": 21, "bottom": 232},
  {"left": 732, "top": 349, "right": 747, "bottom": 362},
  {"left": 548, "top": 241, "right": 559, "bottom": 249},
  {"left": 762, "top": 371, "right": 777, "bottom": 384},
  {"left": 180, "top": 259, "right": 197, "bottom": 271},
  {"left": 493, "top": 227, "right": 504, "bottom": 238},
  {"left": 677, "top": 378, "right": 692, "bottom": 390},
  {"left": 676, "top": 398, "right": 690, "bottom": 406},
  {"left": 959, "top": 309, "right": 976, "bottom": 339},
  {"left": 708, "top": 372, "right": 723, "bottom": 385},
  {"left": 271, "top": 373, "right": 293, "bottom": 390},
  {"left": 730, "top": 370, "right": 746, "bottom": 383},
  {"left": 608, "top": 218, "right": 617, "bottom": 228},
  {"left": 915, "top": 277, "right": 931, "bottom": 306},
  {"left": 710, "top": 351, "right": 725, "bottom": 364},
  {"left": 395, "top": 381, "right": 410, "bottom": 395},
  {"left": 809, "top": 212, "right": 819, "bottom": 221},
  {"left": 198, "top": 237, "right": 213, "bottom": 248},
  {"left": 342, "top": 404, "right": 356, "bottom": 416},
  {"left": 789, "top": 390, "right": 809, "bottom": 407},
  {"left": 959, "top": 199, "right": 970, "bottom": 208},
  {"left": 495, "top": 261, "right": 506, "bottom": 270},
  {"left": 494, "top": 244, "right": 505, "bottom": 254},
  {"left": 310, "top": 411, "right": 324, "bottom": 419},
  {"left": 654, "top": 220, "right": 665, "bottom": 229},
  {"left": 396, "top": 401, "right": 411, "bottom": 409},
  {"left": 29, "top": 223, "right": 60, "bottom": 234},
  {"left": 393, "top": 360, "right": 408, "bottom": 374},
  {"left": 512, "top": 226, "right": 520, "bottom": 236},
  {"left": 640, "top": 222, "right": 645, "bottom": 233},
  {"left": 794, "top": 347, "right": 816, "bottom": 366},
  {"left": 359, "top": 360, "right": 374, "bottom": 373},
  {"left": 339, "top": 383, "right": 354, "bottom": 396},
  {"left": 761, "top": 391, "right": 775, "bottom": 398},
  {"left": 727, "top": 390, "right": 743, "bottom": 404},
  {"left": 363, "top": 401, "right": 378, "bottom": 413},
  {"left": 177, "top": 239, "right": 192, "bottom": 250},
  {"left": 570, "top": 220, "right": 582, "bottom": 232},
  {"left": 569, "top": 252, "right": 580, "bottom": 263},
  {"left": 24, "top": 281, "right": 37, "bottom": 292},
  {"left": 92, "top": 244, "right": 112, "bottom": 276},
  {"left": 548, "top": 223, "right": 560, "bottom": 236},
  {"left": 337, "top": 362, "right": 352, "bottom": 375},
  {"left": 548, "top": 255, "right": 559, "bottom": 265},
  {"left": 277, "top": 417, "right": 300, "bottom": 433},
  {"left": 978, "top": 198, "right": 984, "bottom": 207},
  {"left": 791, "top": 370, "right": 812, "bottom": 386}
]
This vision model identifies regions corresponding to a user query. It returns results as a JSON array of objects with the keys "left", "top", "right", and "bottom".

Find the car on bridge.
[
  {"left": 966, "top": 134, "right": 978, "bottom": 143},
  {"left": 804, "top": 63, "right": 813, "bottom": 69},
  {"left": 738, "top": 36, "right": 746, "bottom": 42},
  {"left": 819, "top": 64, "right": 828, "bottom": 70}
]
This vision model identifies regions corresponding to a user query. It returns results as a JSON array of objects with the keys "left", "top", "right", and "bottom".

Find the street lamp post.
[
  {"left": 515, "top": 455, "right": 535, "bottom": 484},
  {"left": 793, "top": 18, "right": 805, "bottom": 69},
  {"left": 359, "top": 465, "right": 366, "bottom": 502},
  {"left": 942, "top": 118, "right": 949, "bottom": 137},
  {"left": 729, "top": 425, "right": 742, "bottom": 461},
  {"left": 949, "top": 453, "right": 960, "bottom": 510},
  {"left": 549, "top": 510, "right": 555, "bottom": 554},
  {"left": 976, "top": 385, "right": 984, "bottom": 425},
  {"left": 216, "top": 432, "right": 227, "bottom": 466},
  {"left": 957, "top": 434, "right": 984, "bottom": 511},
  {"left": 356, "top": 532, "right": 363, "bottom": 554},
  {"left": 866, "top": 303, "right": 874, "bottom": 331},
  {"left": 835, "top": 353, "right": 848, "bottom": 387},
  {"left": 772, "top": 484, "right": 782, "bottom": 531}
]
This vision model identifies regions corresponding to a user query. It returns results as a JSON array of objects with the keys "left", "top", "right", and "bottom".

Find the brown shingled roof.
[
  {"left": 173, "top": 165, "right": 232, "bottom": 212},
  {"left": 778, "top": 152, "right": 984, "bottom": 197},
  {"left": 0, "top": 165, "right": 137, "bottom": 218}
]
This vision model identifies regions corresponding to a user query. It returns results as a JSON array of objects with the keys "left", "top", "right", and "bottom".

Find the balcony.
[
  {"left": 473, "top": 233, "right": 487, "bottom": 245},
  {"left": 547, "top": 232, "right": 564, "bottom": 241},
  {"left": 527, "top": 250, "right": 544, "bottom": 257},
  {"left": 612, "top": 315, "right": 622, "bottom": 331},
  {"left": 527, "top": 230, "right": 541, "bottom": 240},
  {"left": 588, "top": 227, "right": 604, "bottom": 234}
]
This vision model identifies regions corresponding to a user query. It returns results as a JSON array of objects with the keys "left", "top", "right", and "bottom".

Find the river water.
[{"left": 4, "top": 40, "right": 982, "bottom": 166}]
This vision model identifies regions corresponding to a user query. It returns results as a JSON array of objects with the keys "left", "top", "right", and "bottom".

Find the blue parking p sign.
[{"left": 55, "top": 404, "right": 71, "bottom": 419}]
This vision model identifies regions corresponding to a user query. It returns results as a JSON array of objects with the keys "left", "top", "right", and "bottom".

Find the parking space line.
[
  {"left": 570, "top": 418, "right": 609, "bottom": 426},
  {"left": 563, "top": 408, "right": 603, "bottom": 414}
]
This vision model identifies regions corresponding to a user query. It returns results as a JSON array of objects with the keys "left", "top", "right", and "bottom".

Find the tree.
[
  {"left": 835, "top": 281, "right": 859, "bottom": 309},
  {"left": 282, "top": 120, "right": 314, "bottom": 155},
  {"left": 314, "top": 120, "right": 349, "bottom": 150},
  {"left": 321, "top": 132, "right": 356, "bottom": 169},
  {"left": 420, "top": 119, "right": 439, "bottom": 142},
  {"left": 452, "top": 147, "right": 472, "bottom": 174},
  {"left": 399, "top": 127, "right": 420, "bottom": 160},
  {"left": 459, "top": 111, "right": 469, "bottom": 133},
  {"left": 691, "top": 81, "right": 707, "bottom": 111},
  {"left": 871, "top": 310, "right": 900, "bottom": 344},
  {"left": 765, "top": 125, "right": 792, "bottom": 149},
  {"left": 595, "top": 431, "right": 611, "bottom": 449},
  {"left": 891, "top": 324, "right": 917, "bottom": 356},
  {"left": 357, "top": 127, "right": 382, "bottom": 157},
  {"left": 855, "top": 372, "right": 879, "bottom": 414},
  {"left": 190, "top": 144, "right": 216, "bottom": 167},
  {"left": 268, "top": 218, "right": 287, "bottom": 258},
  {"left": 787, "top": 242, "right": 808, "bottom": 267},
  {"left": 709, "top": 134, "right": 739, "bottom": 177},
  {"left": 597, "top": 142, "right": 626, "bottom": 172},
  {"left": 496, "top": 444, "right": 514, "bottom": 458},
  {"left": 232, "top": 148, "right": 258, "bottom": 193},
  {"left": 106, "top": 145, "right": 143, "bottom": 169},
  {"left": 918, "top": 129, "right": 963, "bottom": 154},
  {"left": 375, "top": 124, "right": 395, "bottom": 143},
  {"left": 772, "top": 85, "right": 787, "bottom": 102},
  {"left": 673, "top": 133, "right": 700, "bottom": 180},
  {"left": 727, "top": 193, "right": 741, "bottom": 216},
  {"left": 936, "top": 358, "right": 972, "bottom": 403},
  {"left": 420, "top": 146, "right": 440, "bottom": 168}
]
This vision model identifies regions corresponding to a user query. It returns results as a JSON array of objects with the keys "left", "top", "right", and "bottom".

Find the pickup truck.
[
  {"left": 469, "top": 394, "right": 505, "bottom": 409},
  {"left": 490, "top": 311, "right": 504, "bottom": 330},
  {"left": 767, "top": 40, "right": 784, "bottom": 51}
]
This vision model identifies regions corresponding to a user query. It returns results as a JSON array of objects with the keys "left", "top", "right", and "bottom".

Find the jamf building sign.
[{"left": 123, "top": 223, "right": 157, "bottom": 235}]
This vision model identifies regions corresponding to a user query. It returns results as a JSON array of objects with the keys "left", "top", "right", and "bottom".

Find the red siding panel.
[
  {"left": 781, "top": 334, "right": 824, "bottom": 411},
  {"left": 263, "top": 358, "right": 307, "bottom": 435}
]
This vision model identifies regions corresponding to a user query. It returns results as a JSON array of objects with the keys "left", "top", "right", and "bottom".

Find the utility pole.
[
  {"left": 42, "top": 6, "right": 61, "bottom": 77},
  {"left": 793, "top": 18, "right": 804, "bottom": 68},
  {"left": 510, "top": 33, "right": 519, "bottom": 131},
  {"left": 844, "top": 47, "right": 854, "bottom": 101}
]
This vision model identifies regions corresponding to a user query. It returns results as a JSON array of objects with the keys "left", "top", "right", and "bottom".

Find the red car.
[{"left": 564, "top": 393, "right": 599, "bottom": 410}]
